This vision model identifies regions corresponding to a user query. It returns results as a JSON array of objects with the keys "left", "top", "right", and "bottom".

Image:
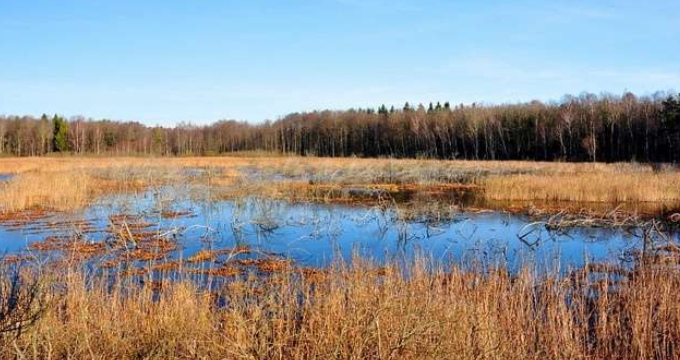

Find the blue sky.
[{"left": 1, "top": 0, "right": 678, "bottom": 125}]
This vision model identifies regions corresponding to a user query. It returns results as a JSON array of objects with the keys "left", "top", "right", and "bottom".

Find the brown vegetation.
[
  {"left": 483, "top": 168, "right": 680, "bottom": 203},
  {"left": 0, "top": 253, "right": 679, "bottom": 359},
  {"left": 0, "top": 156, "right": 679, "bottom": 358},
  {"left": 1, "top": 157, "right": 679, "bottom": 214}
]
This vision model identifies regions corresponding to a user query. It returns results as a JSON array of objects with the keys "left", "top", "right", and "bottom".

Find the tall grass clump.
[
  {"left": 0, "top": 167, "right": 153, "bottom": 213},
  {"left": 0, "top": 171, "right": 95, "bottom": 212}
]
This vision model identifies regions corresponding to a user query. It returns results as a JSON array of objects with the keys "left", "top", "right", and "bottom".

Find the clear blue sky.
[{"left": 1, "top": 0, "right": 678, "bottom": 126}]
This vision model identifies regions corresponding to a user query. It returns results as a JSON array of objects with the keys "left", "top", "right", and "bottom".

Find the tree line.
[{"left": 1, "top": 91, "right": 679, "bottom": 162}]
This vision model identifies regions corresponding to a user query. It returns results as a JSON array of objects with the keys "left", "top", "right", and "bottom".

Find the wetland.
[{"left": 1, "top": 156, "right": 679, "bottom": 359}]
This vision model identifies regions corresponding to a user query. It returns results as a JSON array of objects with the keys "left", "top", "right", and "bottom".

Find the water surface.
[{"left": 0, "top": 185, "right": 657, "bottom": 272}]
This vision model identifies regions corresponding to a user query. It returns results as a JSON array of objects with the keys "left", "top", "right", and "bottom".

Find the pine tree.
[{"left": 52, "top": 115, "right": 69, "bottom": 152}]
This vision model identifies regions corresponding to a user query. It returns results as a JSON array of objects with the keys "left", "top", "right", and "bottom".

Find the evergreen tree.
[
  {"left": 662, "top": 94, "right": 680, "bottom": 123},
  {"left": 52, "top": 115, "right": 69, "bottom": 152},
  {"left": 403, "top": 102, "right": 411, "bottom": 112},
  {"left": 104, "top": 130, "right": 117, "bottom": 148},
  {"left": 662, "top": 94, "right": 680, "bottom": 157}
]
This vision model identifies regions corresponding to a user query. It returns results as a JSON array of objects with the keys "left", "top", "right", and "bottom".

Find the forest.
[{"left": 1, "top": 91, "right": 679, "bottom": 162}]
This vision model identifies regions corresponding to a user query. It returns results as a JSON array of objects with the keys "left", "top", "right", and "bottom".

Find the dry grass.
[
  {"left": 0, "top": 171, "right": 105, "bottom": 212},
  {"left": 1, "top": 254, "right": 679, "bottom": 359},
  {"left": 0, "top": 169, "right": 147, "bottom": 213},
  {"left": 3, "top": 156, "right": 679, "bottom": 358},
  {"left": 1, "top": 157, "right": 679, "bottom": 213},
  {"left": 0, "top": 156, "right": 578, "bottom": 181},
  {"left": 483, "top": 171, "right": 680, "bottom": 203}
]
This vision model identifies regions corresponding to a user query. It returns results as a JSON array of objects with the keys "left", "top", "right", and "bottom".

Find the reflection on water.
[{"left": 0, "top": 184, "right": 666, "bottom": 273}]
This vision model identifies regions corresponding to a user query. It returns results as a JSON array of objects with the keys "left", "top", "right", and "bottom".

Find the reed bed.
[
  {"left": 483, "top": 172, "right": 680, "bottom": 203},
  {"left": 1, "top": 255, "right": 680, "bottom": 359},
  {"left": 1, "top": 157, "right": 679, "bottom": 213},
  {"left": 0, "top": 171, "right": 96, "bottom": 212},
  {"left": 0, "top": 156, "right": 618, "bottom": 180},
  {"left": 0, "top": 169, "right": 152, "bottom": 213}
]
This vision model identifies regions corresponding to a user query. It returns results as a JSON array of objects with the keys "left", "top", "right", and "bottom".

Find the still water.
[{"left": 0, "top": 185, "right": 651, "bottom": 271}]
